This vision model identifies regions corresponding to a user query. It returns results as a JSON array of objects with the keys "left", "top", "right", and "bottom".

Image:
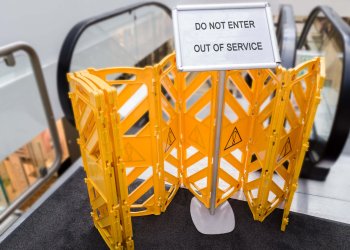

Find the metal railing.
[
  {"left": 276, "top": 5, "right": 297, "bottom": 68},
  {"left": 0, "top": 42, "right": 62, "bottom": 222},
  {"left": 298, "top": 6, "right": 350, "bottom": 179},
  {"left": 57, "top": 2, "right": 171, "bottom": 125}
]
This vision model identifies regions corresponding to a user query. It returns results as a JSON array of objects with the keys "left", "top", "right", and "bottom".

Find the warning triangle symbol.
[
  {"left": 278, "top": 137, "right": 292, "bottom": 161},
  {"left": 224, "top": 127, "right": 242, "bottom": 150},
  {"left": 189, "top": 126, "right": 205, "bottom": 148},
  {"left": 165, "top": 128, "right": 176, "bottom": 152},
  {"left": 124, "top": 143, "right": 144, "bottom": 162}
]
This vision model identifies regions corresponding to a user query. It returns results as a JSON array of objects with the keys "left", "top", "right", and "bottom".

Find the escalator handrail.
[
  {"left": 57, "top": 2, "right": 172, "bottom": 125},
  {"left": 0, "top": 42, "right": 62, "bottom": 223},
  {"left": 276, "top": 5, "right": 297, "bottom": 68},
  {"left": 297, "top": 6, "right": 350, "bottom": 165}
]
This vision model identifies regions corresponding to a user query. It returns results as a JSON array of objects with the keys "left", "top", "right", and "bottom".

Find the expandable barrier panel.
[
  {"left": 68, "top": 74, "right": 133, "bottom": 249},
  {"left": 68, "top": 53, "right": 324, "bottom": 249}
]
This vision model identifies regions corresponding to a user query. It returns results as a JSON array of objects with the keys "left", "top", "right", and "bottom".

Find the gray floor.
[
  {"left": 1, "top": 142, "right": 350, "bottom": 245},
  {"left": 1, "top": 166, "right": 350, "bottom": 250},
  {"left": 291, "top": 138, "right": 350, "bottom": 224}
]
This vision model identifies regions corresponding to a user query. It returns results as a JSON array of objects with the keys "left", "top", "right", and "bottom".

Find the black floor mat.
[{"left": 2, "top": 168, "right": 350, "bottom": 250}]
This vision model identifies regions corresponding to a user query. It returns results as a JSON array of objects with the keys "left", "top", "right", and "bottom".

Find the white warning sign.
[{"left": 172, "top": 3, "right": 281, "bottom": 71}]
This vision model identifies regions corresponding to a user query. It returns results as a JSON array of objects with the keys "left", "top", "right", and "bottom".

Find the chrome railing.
[
  {"left": 0, "top": 42, "right": 62, "bottom": 222},
  {"left": 276, "top": 4, "right": 297, "bottom": 68},
  {"left": 297, "top": 6, "right": 350, "bottom": 179}
]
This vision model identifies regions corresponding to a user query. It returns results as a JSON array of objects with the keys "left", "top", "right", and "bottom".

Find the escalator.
[
  {"left": 56, "top": 2, "right": 299, "bottom": 173},
  {"left": 57, "top": 2, "right": 173, "bottom": 126},
  {"left": 59, "top": 3, "right": 350, "bottom": 181},
  {"left": 297, "top": 6, "right": 350, "bottom": 180},
  {"left": 57, "top": 4, "right": 300, "bottom": 126},
  {"left": 276, "top": 5, "right": 297, "bottom": 68},
  {"left": 274, "top": 5, "right": 350, "bottom": 180},
  {"left": 56, "top": 3, "right": 174, "bottom": 171}
]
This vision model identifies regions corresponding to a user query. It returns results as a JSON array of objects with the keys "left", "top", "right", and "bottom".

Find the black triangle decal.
[
  {"left": 165, "top": 128, "right": 176, "bottom": 152},
  {"left": 278, "top": 137, "right": 292, "bottom": 161},
  {"left": 224, "top": 127, "right": 242, "bottom": 150}
]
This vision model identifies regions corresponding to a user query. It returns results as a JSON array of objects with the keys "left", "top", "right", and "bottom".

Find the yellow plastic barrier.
[
  {"left": 68, "top": 53, "right": 324, "bottom": 249},
  {"left": 236, "top": 60, "right": 324, "bottom": 231},
  {"left": 68, "top": 73, "right": 133, "bottom": 249}
]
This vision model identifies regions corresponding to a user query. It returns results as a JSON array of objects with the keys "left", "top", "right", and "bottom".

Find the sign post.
[
  {"left": 210, "top": 70, "right": 226, "bottom": 216},
  {"left": 172, "top": 2, "right": 280, "bottom": 234}
]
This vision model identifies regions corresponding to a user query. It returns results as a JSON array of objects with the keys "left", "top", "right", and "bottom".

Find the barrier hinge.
[
  {"left": 152, "top": 78, "right": 157, "bottom": 95},
  {"left": 121, "top": 201, "right": 129, "bottom": 216},
  {"left": 111, "top": 205, "right": 120, "bottom": 217},
  {"left": 154, "top": 125, "right": 161, "bottom": 137},
  {"left": 270, "top": 130, "right": 278, "bottom": 145},
  {"left": 302, "top": 141, "right": 309, "bottom": 151},
  {"left": 106, "top": 162, "right": 113, "bottom": 177}
]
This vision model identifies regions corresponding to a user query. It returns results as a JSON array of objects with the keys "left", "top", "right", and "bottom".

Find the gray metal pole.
[{"left": 209, "top": 70, "right": 226, "bottom": 215}]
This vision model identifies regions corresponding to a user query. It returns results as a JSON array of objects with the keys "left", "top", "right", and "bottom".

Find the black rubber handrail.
[
  {"left": 57, "top": 2, "right": 171, "bottom": 125},
  {"left": 276, "top": 5, "right": 297, "bottom": 68},
  {"left": 297, "top": 6, "right": 350, "bottom": 180}
]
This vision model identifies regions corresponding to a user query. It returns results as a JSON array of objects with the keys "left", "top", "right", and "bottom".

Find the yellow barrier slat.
[
  {"left": 187, "top": 90, "right": 212, "bottom": 116},
  {"left": 161, "top": 98, "right": 177, "bottom": 118},
  {"left": 223, "top": 154, "right": 243, "bottom": 172},
  {"left": 224, "top": 89, "right": 248, "bottom": 118},
  {"left": 126, "top": 167, "right": 150, "bottom": 185},
  {"left": 120, "top": 98, "right": 149, "bottom": 135},
  {"left": 184, "top": 73, "right": 211, "bottom": 100},
  {"left": 166, "top": 154, "right": 179, "bottom": 168},
  {"left": 128, "top": 178, "right": 154, "bottom": 204},
  {"left": 187, "top": 168, "right": 208, "bottom": 183},
  {"left": 164, "top": 172, "right": 178, "bottom": 185},
  {"left": 185, "top": 151, "right": 205, "bottom": 167}
]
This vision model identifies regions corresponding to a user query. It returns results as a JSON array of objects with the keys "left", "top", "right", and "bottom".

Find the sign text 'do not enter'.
[{"left": 172, "top": 3, "right": 281, "bottom": 71}]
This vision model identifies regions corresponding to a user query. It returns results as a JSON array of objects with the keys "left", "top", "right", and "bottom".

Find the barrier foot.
[{"left": 190, "top": 197, "right": 235, "bottom": 234}]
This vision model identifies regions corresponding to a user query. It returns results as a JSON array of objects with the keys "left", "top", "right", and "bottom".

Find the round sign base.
[{"left": 190, "top": 197, "right": 235, "bottom": 234}]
